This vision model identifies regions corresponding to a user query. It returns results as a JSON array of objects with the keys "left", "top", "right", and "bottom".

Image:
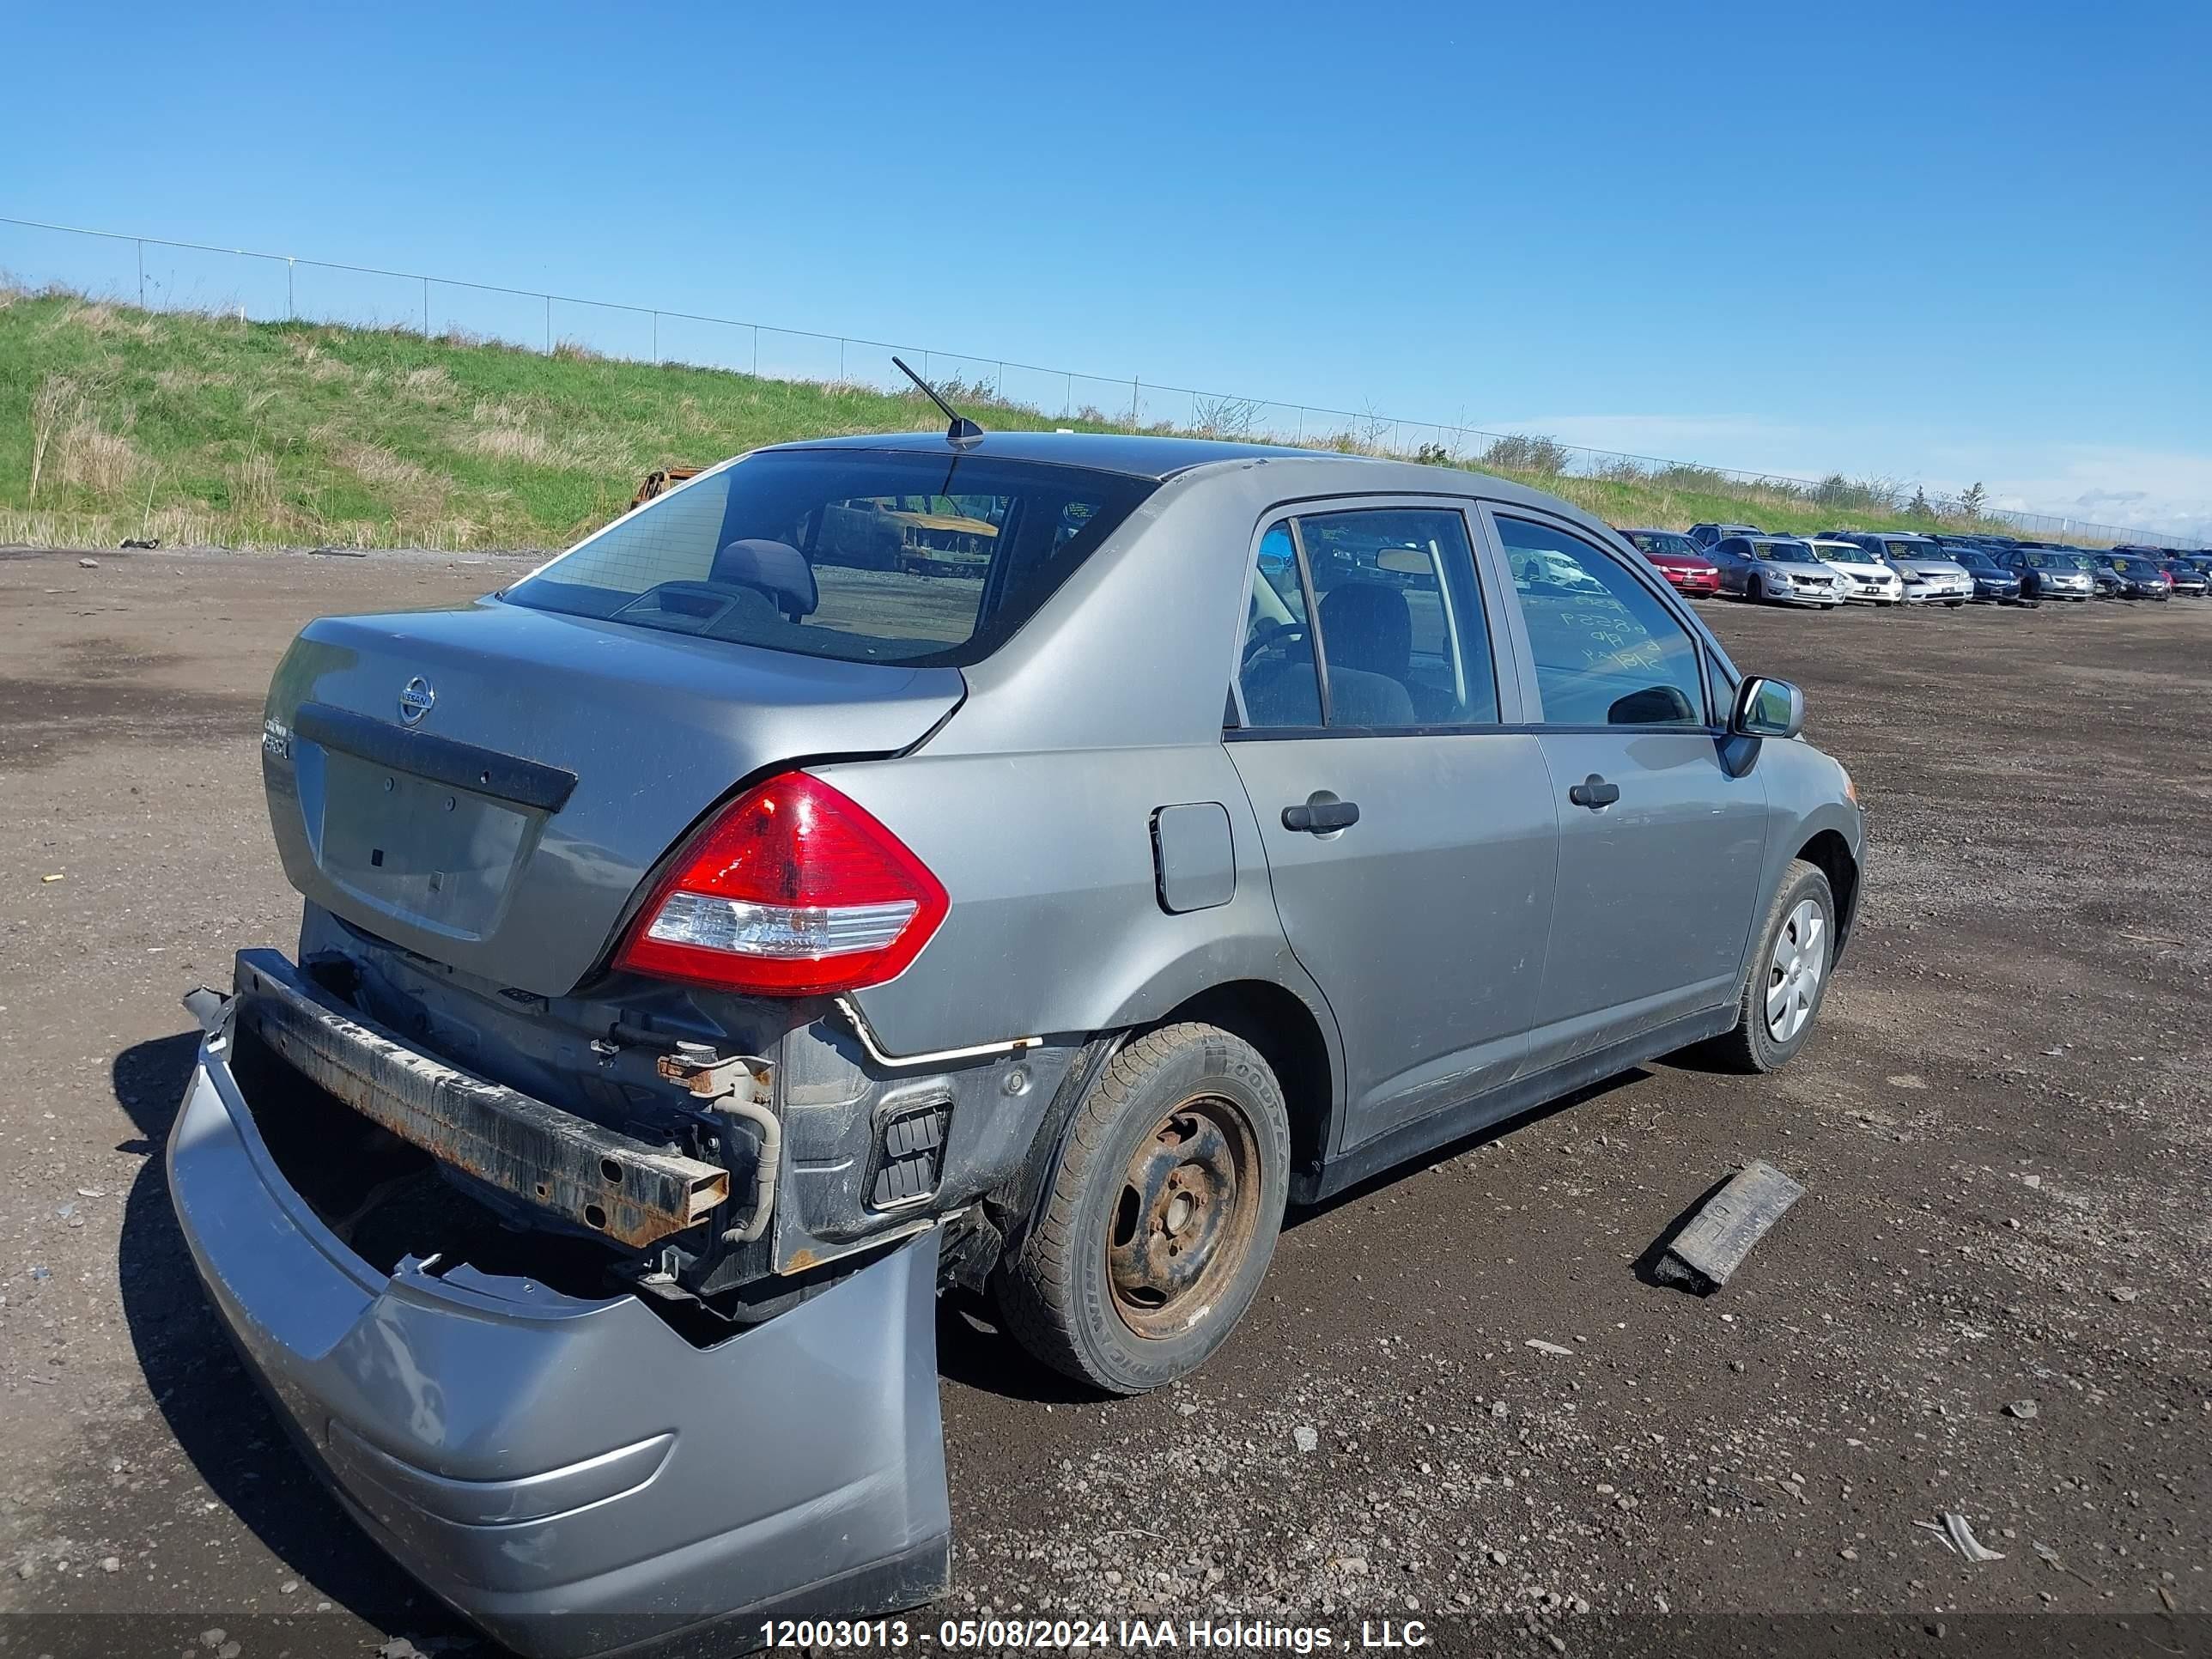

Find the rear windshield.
[{"left": 501, "top": 448, "right": 1156, "bottom": 666}]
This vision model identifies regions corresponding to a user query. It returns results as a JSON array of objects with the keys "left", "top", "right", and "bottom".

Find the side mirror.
[{"left": 1731, "top": 676, "right": 1804, "bottom": 739}]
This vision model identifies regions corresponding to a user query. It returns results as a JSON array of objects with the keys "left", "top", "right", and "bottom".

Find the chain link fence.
[{"left": 2, "top": 215, "right": 2191, "bottom": 549}]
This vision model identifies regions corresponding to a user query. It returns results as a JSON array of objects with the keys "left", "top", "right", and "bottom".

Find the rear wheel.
[
  {"left": 996, "top": 1024, "right": 1290, "bottom": 1395},
  {"left": 1698, "top": 860, "right": 1837, "bottom": 1075}
]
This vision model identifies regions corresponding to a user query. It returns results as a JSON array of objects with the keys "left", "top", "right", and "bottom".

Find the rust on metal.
[{"left": 234, "top": 949, "right": 727, "bottom": 1248}]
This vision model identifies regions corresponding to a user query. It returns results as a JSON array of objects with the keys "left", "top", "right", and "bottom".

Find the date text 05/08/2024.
[{"left": 760, "top": 1618, "right": 1433, "bottom": 1651}]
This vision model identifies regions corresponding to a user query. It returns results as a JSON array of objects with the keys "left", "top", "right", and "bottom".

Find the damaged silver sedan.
[{"left": 173, "top": 428, "right": 1863, "bottom": 1654}]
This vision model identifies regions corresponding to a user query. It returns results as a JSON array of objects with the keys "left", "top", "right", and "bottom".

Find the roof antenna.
[{"left": 892, "top": 356, "right": 983, "bottom": 451}]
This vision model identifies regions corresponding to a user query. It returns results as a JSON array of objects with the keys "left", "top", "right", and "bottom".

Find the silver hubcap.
[{"left": 1765, "top": 898, "right": 1826, "bottom": 1043}]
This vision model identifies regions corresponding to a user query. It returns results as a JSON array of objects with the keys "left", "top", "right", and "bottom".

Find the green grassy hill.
[{"left": 0, "top": 285, "right": 2052, "bottom": 551}]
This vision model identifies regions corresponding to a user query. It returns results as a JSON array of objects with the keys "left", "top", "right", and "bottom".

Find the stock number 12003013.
[{"left": 763, "top": 1620, "right": 1120, "bottom": 1649}]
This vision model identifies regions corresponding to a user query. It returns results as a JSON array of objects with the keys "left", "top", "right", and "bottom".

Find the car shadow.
[
  {"left": 112, "top": 1030, "right": 471, "bottom": 1644},
  {"left": 932, "top": 1293, "right": 1100, "bottom": 1407},
  {"left": 1285, "top": 1067, "right": 1645, "bottom": 1227}
]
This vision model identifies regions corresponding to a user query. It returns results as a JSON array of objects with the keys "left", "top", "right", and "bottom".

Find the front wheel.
[
  {"left": 996, "top": 1024, "right": 1290, "bottom": 1395},
  {"left": 1698, "top": 860, "right": 1837, "bottom": 1074}
]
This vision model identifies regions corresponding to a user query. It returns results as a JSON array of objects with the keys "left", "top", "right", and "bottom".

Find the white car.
[
  {"left": 1806, "top": 538, "right": 1904, "bottom": 605},
  {"left": 1510, "top": 546, "right": 1606, "bottom": 592},
  {"left": 1817, "top": 532, "right": 1972, "bottom": 606}
]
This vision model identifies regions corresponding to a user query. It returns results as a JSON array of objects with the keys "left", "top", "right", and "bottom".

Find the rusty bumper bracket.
[{"left": 228, "top": 948, "right": 729, "bottom": 1249}]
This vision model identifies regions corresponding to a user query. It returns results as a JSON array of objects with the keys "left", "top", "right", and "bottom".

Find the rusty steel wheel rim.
[{"left": 1106, "top": 1094, "right": 1261, "bottom": 1340}]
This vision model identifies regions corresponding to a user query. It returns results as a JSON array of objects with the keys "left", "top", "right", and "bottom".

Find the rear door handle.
[
  {"left": 1567, "top": 774, "right": 1620, "bottom": 810},
  {"left": 1282, "top": 793, "right": 1359, "bottom": 834}
]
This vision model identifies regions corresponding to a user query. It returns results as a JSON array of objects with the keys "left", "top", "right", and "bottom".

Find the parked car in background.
[
  {"left": 1997, "top": 546, "right": 2097, "bottom": 602},
  {"left": 168, "top": 428, "right": 1865, "bottom": 1654},
  {"left": 1708, "top": 536, "right": 1845, "bottom": 607},
  {"left": 1818, "top": 532, "right": 1972, "bottom": 605},
  {"left": 1803, "top": 538, "right": 1904, "bottom": 605},
  {"left": 1619, "top": 528, "right": 1720, "bottom": 596},
  {"left": 1511, "top": 544, "right": 1608, "bottom": 592},
  {"left": 2100, "top": 553, "right": 2172, "bottom": 599},
  {"left": 1928, "top": 532, "right": 2019, "bottom": 559},
  {"left": 1687, "top": 521, "right": 1766, "bottom": 549},
  {"left": 2157, "top": 559, "right": 2208, "bottom": 598},
  {"left": 1947, "top": 546, "right": 2026, "bottom": 604}
]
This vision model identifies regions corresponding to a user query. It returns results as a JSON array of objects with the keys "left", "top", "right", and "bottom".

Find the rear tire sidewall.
[{"left": 1006, "top": 1027, "right": 1290, "bottom": 1395}]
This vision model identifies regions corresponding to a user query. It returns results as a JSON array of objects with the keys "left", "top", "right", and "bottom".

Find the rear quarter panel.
[{"left": 823, "top": 461, "right": 1346, "bottom": 1079}]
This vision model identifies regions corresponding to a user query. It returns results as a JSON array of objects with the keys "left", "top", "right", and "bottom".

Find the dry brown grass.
[
  {"left": 465, "top": 424, "right": 559, "bottom": 465},
  {"left": 48, "top": 300, "right": 157, "bottom": 342},
  {"left": 58, "top": 422, "right": 147, "bottom": 493},
  {"left": 335, "top": 441, "right": 435, "bottom": 493},
  {"left": 401, "top": 364, "right": 453, "bottom": 399},
  {"left": 228, "top": 452, "right": 284, "bottom": 520}
]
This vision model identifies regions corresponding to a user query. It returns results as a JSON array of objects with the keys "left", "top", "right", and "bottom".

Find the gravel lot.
[{"left": 2, "top": 546, "right": 2207, "bottom": 1656}]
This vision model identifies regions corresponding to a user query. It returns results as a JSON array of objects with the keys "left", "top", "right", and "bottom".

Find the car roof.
[
  {"left": 751, "top": 429, "right": 1613, "bottom": 522},
  {"left": 762, "top": 428, "right": 1355, "bottom": 482}
]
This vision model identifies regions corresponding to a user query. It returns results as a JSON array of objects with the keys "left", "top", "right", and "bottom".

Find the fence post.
[
  {"left": 1065, "top": 373, "right": 1073, "bottom": 420},
  {"left": 137, "top": 240, "right": 145, "bottom": 308},
  {"left": 839, "top": 337, "right": 846, "bottom": 384},
  {"left": 286, "top": 258, "right": 295, "bottom": 320},
  {"left": 996, "top": 361, "right": 1005, "bottom": 400},
  {"left": 422, "top": 277, "right": 429, "bottom": 336},
  {"left": 651, "top": 310, "right": 658, "bottom": 364},
  {"left": 752, "top": 325, "right": 759, "bottom": 376},
  {"left": 1131, "top": 378, "right": 1139, "bottom": 428},
  {"left": 544, "top": 295, "right": 551, "bottom": 354}
]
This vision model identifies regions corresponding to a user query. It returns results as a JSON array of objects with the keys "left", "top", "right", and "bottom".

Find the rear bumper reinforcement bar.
[{"left": 231, "top": 947, "right": 729, "bottom": 1247}]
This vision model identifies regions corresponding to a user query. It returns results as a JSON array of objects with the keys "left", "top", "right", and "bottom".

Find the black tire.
[
  {"left": 996, "top": 1023, "right": 1290, "bottom": 1395},
  {"left": 1698, "top": 859, "right": 1838, "bottom": 1075}
]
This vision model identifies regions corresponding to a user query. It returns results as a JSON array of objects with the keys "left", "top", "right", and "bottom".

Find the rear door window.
[
  {"left": 503, "top": 448, "right": 1154, "bottom": 666},
  {"left": 1300, "top": 507, "right": 1498, "bottom": 726},
  {"left": 1495, "top": 516, "right": 1709, "bottom": 726},
  {"left": 1235, "top": 507, "right": 1498, "bottom": 730}
]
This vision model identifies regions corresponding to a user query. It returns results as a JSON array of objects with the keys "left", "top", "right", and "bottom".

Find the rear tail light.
[{"left": 615, "top": 774, "right": 948, "bottom": 996}]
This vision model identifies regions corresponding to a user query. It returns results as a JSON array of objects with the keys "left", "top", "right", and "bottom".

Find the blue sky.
[{"left": 6, "top": 0, "right": 2209, "bottom": 535}]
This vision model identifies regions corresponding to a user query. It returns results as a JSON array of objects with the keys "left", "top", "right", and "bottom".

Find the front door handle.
[
  {"left": 1567, "top": 774, "right": 1620, "bottom": 810},
  {"left": 1283, "top": 792, "right": 1360, "bottom": 834}
]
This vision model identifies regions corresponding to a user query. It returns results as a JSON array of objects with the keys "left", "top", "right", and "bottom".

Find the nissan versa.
[{"left": 171, "top": 428, "right": 1864, "bottom": 1656}]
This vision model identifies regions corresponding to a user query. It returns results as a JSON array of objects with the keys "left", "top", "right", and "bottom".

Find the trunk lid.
[{"left": 261, "top": 597, "right": 963, "bottom": 995}]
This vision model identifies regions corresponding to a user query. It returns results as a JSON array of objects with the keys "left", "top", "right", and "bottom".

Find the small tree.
[
  {"left": 1908, "top": 485, "right": 1935, "bottom": 520},
  {"left": 1959, "top": 481, "right": 1987, "bottom": 519}
]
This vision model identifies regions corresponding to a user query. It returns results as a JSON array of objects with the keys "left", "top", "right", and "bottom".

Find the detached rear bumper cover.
[{"left": 168, "top": 971, "right": 951, "bottom": 1659}]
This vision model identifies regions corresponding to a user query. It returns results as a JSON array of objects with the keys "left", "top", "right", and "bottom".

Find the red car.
[{"left": 1619, "top": 527, "right": 1721, "bottom": 596}]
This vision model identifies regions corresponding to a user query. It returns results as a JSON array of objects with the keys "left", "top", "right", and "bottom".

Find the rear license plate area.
[{"left": 318, "top": 754, "right": 533, "bottom": 936}]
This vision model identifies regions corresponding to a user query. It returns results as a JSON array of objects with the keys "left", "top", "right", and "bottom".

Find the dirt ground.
[{"left": 2, "top": 546, "right": 2207, "bottom": 1657}]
